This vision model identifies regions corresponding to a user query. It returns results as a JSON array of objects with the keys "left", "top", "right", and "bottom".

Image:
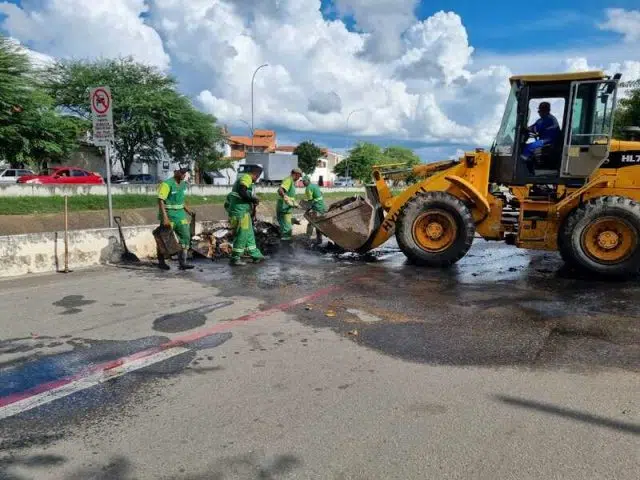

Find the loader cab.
[{"left": 490, "top": 71, "right": 620, "bottom": 186}]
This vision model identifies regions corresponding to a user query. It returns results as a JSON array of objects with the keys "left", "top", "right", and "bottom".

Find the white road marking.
[{"left": 0, "top": 346, "right": 190, "bottom": 421}]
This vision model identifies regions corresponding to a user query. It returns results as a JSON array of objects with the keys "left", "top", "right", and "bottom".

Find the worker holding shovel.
[
  {"left": 302, "top": 175, "right": 326, "bottom": 245},
  {"left": 157, "top": 166, "right": 195, "bottom": 271},
  {"left": 277, "top": 167, "right": 303, "bottom": 243},
  {"left": 225, "top": 165, "right": 266, "bottom": 266}
]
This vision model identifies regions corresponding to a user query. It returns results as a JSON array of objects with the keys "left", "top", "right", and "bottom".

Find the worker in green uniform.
[
  {"left": 225, "top": 165, "right": 265, "bottom": 266},
  {"left": 157, "top": 166, "right": 194, "bottom": 271},
  {"left": 302, "top": 175, "right": 326, "bottom": 245},
  {"left": 277, "top": 167, "right": 303, "bottom": 242}
]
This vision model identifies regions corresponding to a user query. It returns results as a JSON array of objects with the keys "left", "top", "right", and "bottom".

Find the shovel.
[{"left": 113, "top": 216, "right": 141, "bottom": 263}]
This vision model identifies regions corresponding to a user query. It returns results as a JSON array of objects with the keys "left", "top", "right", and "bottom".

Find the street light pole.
[
  {"left": 251, "top": 64, "right": 269, "bottom": 153},
  {"left": 238, "top": 119, "right": 252, "bottom": 138},
  {"left": 345, "top": 108, "right": 364, "bottom": 180}
]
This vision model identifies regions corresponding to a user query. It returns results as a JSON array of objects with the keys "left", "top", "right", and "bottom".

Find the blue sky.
[{"left": 320, "top": 0, "right": 638, "bottom": 53}]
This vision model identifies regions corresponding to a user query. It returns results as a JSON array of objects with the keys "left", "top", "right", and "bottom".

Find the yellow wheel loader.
[{"left": 307, "top": 71, "right": 640, "bottom": 277}]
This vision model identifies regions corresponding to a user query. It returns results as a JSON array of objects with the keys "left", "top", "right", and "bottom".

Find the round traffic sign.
[{"left": 92, "top": 88, "right": 111, "bottom": 115}]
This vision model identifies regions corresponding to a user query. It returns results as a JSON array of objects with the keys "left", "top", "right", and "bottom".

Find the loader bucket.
[{"left": 305, "top": 194, "right": 380, "bottom": 251}]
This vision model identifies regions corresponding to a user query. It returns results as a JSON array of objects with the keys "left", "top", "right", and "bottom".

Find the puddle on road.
[
  {"left": 152, "top": 301, "right": 234, "bottom": 333},
  {"left": 127, "top": 238, "right": 640, "bottom": 372},
  {"left": 52, "top": 295, "right": 96, "bottom": 315}
]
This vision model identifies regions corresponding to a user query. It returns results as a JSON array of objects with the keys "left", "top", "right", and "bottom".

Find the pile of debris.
[{"left": 191, "top": 219, "right": 282, "bottom": 260}]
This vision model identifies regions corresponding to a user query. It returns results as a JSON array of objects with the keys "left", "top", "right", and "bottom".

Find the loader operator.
[
  {"left": 521, "top": 101, "right": 561, "bottom": 175},
  {"left": 157, "top": 166, "right": 195, "bottom": 271},
  {"left": 225, "top": 165, "right": 266, "bottom": 266},
  {"left": 302, "top": 175, "right": 326, "bottom": 245},
  {"left": 277, "top": 167, "right": 303, "bottom": 242}
]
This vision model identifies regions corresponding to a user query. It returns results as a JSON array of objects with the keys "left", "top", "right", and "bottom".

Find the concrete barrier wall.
[
  {"left": 0, "top": 183, "right": 364, "bottom": 197},
  {"left": 0, "top": 220, "right": 309, "bottom": 278}
]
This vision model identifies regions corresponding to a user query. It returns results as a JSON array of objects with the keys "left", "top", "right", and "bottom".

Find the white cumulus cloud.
[
  {"left": 0, "top": 0, "right": 170, "bottom": 69},
  {"left": 334, "top": 0, "right": 418, "bottom": 62},
  {"left": 600, "top": 8, "right": 640, "bottom": 43}
]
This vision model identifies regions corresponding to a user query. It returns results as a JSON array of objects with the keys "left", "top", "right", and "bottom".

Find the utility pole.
[{"left": 251, "top": 64, "right": 269, "bottom": 153}]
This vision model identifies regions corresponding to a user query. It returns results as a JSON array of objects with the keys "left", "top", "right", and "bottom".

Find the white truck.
[{"left": 238, "top": 152, "right": 299, "bottom": 186}]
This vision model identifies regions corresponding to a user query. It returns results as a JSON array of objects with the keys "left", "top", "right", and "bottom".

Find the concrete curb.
[
  {"left": 0, "top": 218, "right": 310, "bottom": 278},
  {"left": 0, "top": 183, "right": 364, "bottom": 198}
]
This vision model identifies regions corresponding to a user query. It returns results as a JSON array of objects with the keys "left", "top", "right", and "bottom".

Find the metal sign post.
[
  {"left": 90, "top": 86, "right": 115, "bottom": 228},
  {"left": 104, "top": 144, "right": 114, "bottom": 227}
]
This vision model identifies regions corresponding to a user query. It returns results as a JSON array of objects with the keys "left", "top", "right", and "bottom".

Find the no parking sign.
[{"left": 90, "top": 86, "right": 114, "bottom": 146}]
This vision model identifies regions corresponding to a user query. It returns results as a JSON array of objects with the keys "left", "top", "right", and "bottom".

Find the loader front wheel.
[
  {"left": 560, "top": 196, "right": 640, "bottom": 277},
  {"left": 396, "top": 191, "right": 475, "bottom": 267}
]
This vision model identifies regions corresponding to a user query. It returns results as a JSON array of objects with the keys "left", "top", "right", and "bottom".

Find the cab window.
[
  {"left": 527, "top": 98, "right": 565, "bottom": 129},
  {"left": 493, "top": 84, "right": 518, "bottom": 155}
]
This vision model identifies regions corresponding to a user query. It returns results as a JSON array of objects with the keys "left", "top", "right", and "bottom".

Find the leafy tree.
[
  {"left": 2, "top": 90, "right": 88, "bottom": 169},
  {"left": 614, "top": 85, "right": 640, "bottom": 138},
  {"left": 44, "top": 57, "right": 222, "bottom": 175},
  {"left": 0, "top": 36, "right": 87, "bottom": 168},
  {"left": 293, "top": 141, "right": 323, "bottom": 174},
  {"left": 334, "top": 142, "right": 423, "bottom": 182},
  {"left": 334, "top": 142, "right": 384, "bottom": 181},
  {"left": 0, "top": 36, "right": 30, "bottom": 125},
  {"left": 382, "top": 146, "right": 421, "bottom": 184}
]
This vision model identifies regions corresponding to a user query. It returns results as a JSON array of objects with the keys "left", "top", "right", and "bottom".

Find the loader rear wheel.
[
  {"left": 396, "top": 191, "right": 475, "bottom": 267},
  {"left": 560, "top": 196, "right": 640, "bottom": 277}
]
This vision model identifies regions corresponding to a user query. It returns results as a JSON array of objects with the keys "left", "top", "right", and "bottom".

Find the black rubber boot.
[
  {"left": 178, "top": 249, "right": 195, "bottom": 270},
  {"left": 157, "top": 248, "right": 170, "bottom": 271}
]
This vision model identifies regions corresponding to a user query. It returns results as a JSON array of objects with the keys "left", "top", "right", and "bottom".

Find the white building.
[{"left": 310, "top": 151, "right": 344, "bottom": 186}]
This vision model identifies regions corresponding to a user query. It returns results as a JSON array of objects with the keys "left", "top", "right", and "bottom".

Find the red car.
[{"left": 17, "top": 167, "right": 105, "bottom": 185}]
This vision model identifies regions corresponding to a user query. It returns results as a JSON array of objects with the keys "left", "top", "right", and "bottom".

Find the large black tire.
[
  {"left": 396, "top": 191, "right": 475, "bottom": 267},
  {"left": 557, "top": 216, "right": 579, "bottom": 268},
  {"left": 559, "top": 196, "right": 640, "bottom": 277}
]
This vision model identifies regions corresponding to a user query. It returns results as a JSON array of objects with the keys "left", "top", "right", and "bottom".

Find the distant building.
[
  {"left": 275, "top": 145, "right": 297, "bottom": 155},
  {"left": 227, "top": 129, "right": 277, "bottom": 159},
  {"left": 213, "top": 129, "right": 346, "bottom": 186},
  {"left": 309, "top": 150, "right": 344, "bottom": 186}
]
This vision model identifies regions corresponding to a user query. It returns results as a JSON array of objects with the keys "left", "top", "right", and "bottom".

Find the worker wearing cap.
[
  {"left": 277, "top": 167, "right": 303, "bottom": 242},
  {"left": 521, "top": 101, "right": 561, "bottom": 175},
  {"left": 225, "top": 165, "right": 265, "bottom": 266},
  {"left": 157, "top": 166, "right": 194, "bottom": 270},
  {"left": 302, "top": 175, "right": 326, "bottom": 245}
]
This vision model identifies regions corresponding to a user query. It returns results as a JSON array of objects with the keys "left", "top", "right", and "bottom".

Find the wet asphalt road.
[{"left": 0, "top": 240, "right": 639, "bottom": 479}]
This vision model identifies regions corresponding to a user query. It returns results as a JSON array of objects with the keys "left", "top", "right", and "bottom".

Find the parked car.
[
  {"left": 0, "top": 168, "right": 35, "bottom": 183},
  {"left": 333, "top": 176, "right": 355, "bottom": 187},
  {"left": 17, "top": 167, "right": 105, "bottom": 185},
  {"left": 112, "top": 174, "right": 157, "bottom": 185}
]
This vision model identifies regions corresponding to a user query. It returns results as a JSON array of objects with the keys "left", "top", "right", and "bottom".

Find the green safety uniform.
[
  {"left": 305, "top": 182, "right": 326, "bottom": 240},
  {"left": 158, "top": 177, "right": 191, "bottom": 248},
  {"left": 225, "top": 174, "right": 264, "bottom": 261},
  {"left": 305, "top": 183, "right": 326, "bottom": 214},
  {"left": 277, "top": 176, "right": 297, "bottom": 241}
]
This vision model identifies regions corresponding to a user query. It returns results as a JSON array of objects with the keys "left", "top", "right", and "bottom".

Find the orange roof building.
[{"left": 227, "top": 129, "right": 277, "bottom": 159}]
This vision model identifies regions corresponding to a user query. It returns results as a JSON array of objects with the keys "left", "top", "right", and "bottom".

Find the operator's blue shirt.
[{"left": 531, "top": 114, "right": 560, "bottom": 144}]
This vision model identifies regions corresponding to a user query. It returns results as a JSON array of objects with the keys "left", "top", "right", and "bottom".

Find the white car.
[{"left": 0, "top": 168, "right": 35, "bottom": 183}]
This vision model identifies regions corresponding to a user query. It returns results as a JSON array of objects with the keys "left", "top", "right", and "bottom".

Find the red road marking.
[{"left": 0, "top": 284, "right": 341, "bottom": 409}]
